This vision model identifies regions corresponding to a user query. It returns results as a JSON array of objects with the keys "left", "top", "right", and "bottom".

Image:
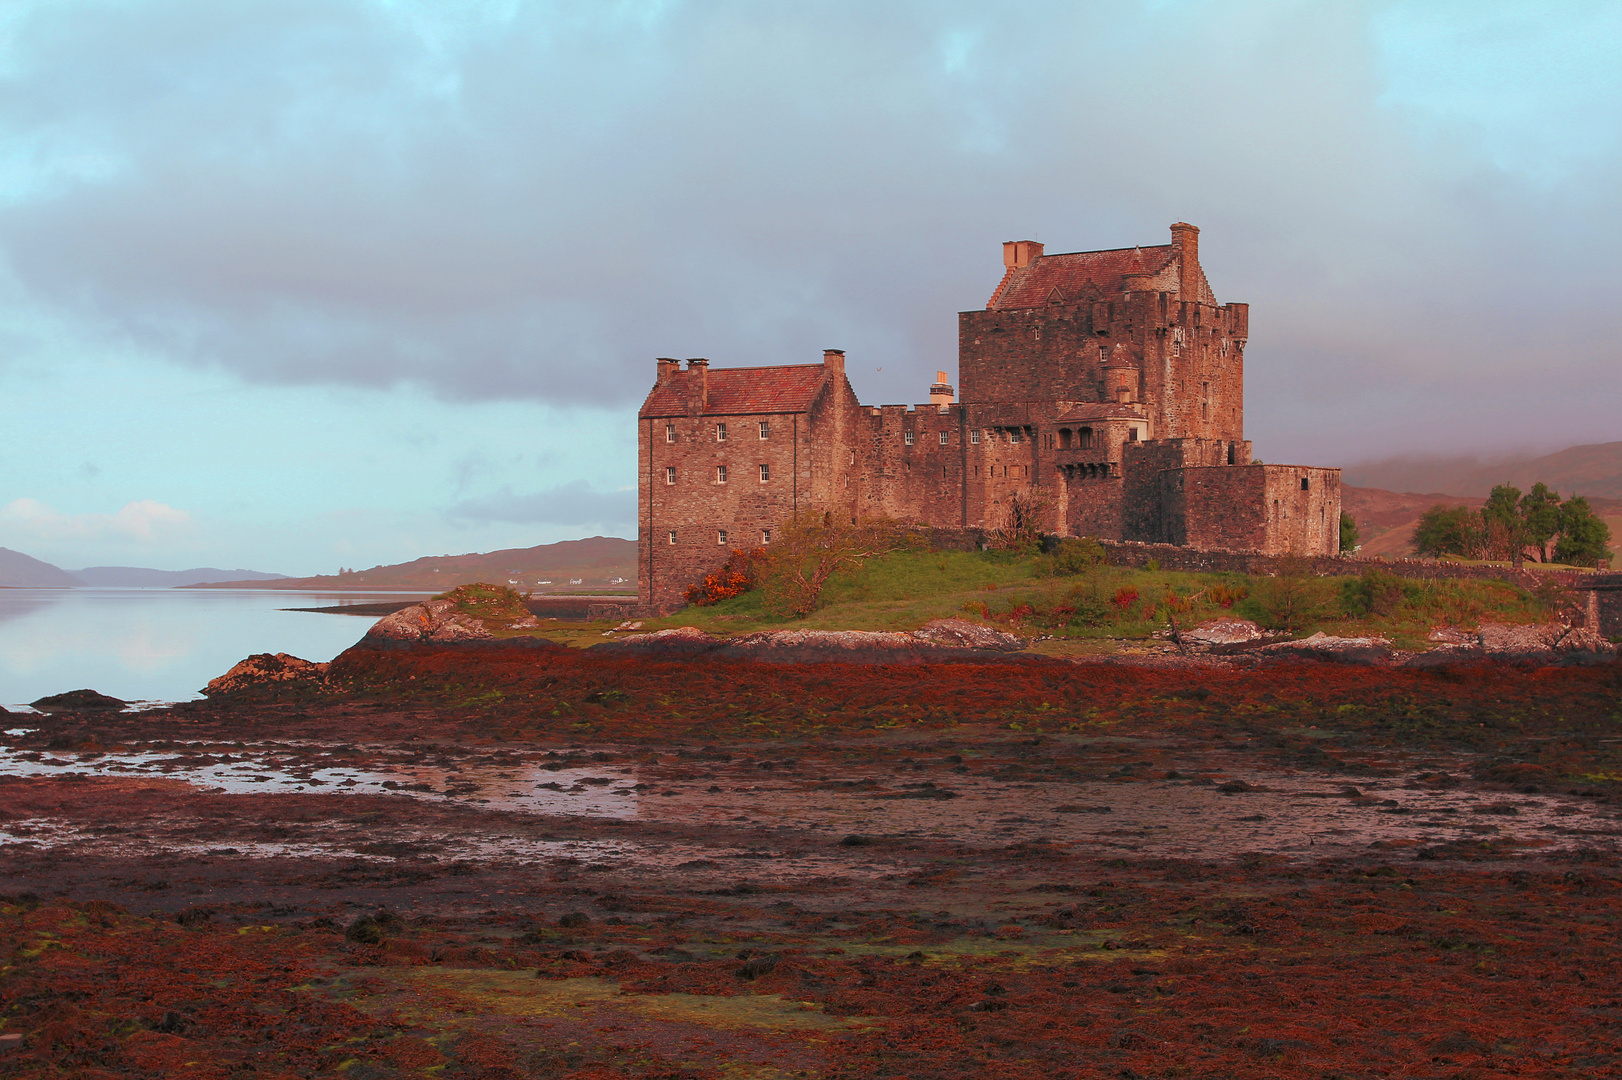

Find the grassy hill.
[
  {"left": 1344, "top": 441, "right": 1622, "bottom": 500},
  {"left": 192, "top": 536, "right": 636, "bottom": 592}
]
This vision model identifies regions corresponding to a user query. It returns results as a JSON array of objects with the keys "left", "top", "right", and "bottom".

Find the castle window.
[
  {"left": 716, "top": 423, "right": 728, "bottom": 441},
  {"left": 970, "top": 429, "right": 981, "bottom": 444},
  {"left": 1301, "top": 476, "right": 1310, "bottom": 491},
  {"left": 939, "top": 431, "right": 949, "bottom": 445},
  {"left": 759, "top": 463, "right": 770, "bottom": 482},
  {"left": 759, "top": 421, "right": 770, "bottom": 439},
  {"left": 1059, "top": 429, "right": 1071, "bottom": 449},
  {"left": 668, "top": 530, "right": 677, "bottom": 545},
  {"left": 665, "top": 423, "right": 676, "bottom": 443},
  {"left": 762, "top": 528, "right": 771, "bottom": 544},
  {"left": 1079, "top": 427, "right": 1093, "bottom": 448},
  {"left": 665, "top": 466, "right": 676, "bottom": 485},
  {"left": 1128, "top": 428, "right": 1139, "bottom": 442},
  {"left": 716, "top": 465, "right": 727, "bottom": 483},
  {"left": 904, "top": 430, "right": 914, "bottom": 446},
  {"left": 1009, "top": 429, "right": 1023, "bottom": 444},
  {"left": 718, "top": 529, "right": 728, "bottom": 545},
  {"left": 1227, "top": 442, "right": 1236, "bottom": 465}
]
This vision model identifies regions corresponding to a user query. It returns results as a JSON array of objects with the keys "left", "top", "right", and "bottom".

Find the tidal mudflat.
[{"left": 3, "top": 645, "right": 1622, "bottom": 1078}]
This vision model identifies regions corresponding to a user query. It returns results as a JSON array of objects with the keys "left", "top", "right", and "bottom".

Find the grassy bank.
[{"left": 632, "top": 548, "right": 1557, "bottom": 649}]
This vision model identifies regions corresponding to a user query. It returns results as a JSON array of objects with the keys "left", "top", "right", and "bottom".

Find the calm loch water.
[{"left": 0, "top": 589, "right": 423, "bottom": 708}]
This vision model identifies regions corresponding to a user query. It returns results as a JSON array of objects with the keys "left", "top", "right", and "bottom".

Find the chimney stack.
[
  {"left": 685, "top": 358, "right": 709, "bottom": 412},
  {"left": 1003, "top": 240, "right": 1044, "bottom": 269},
  {"left": 1170, "top": 222, "right": 1199, "bottom": 301},
  {"left": 823, "top": 348, "right": 845, "bottom": 378},
  {"left": 655, "top": 357, "right": 680, "bottom": 385},
  {"left": 929, "top": 370, "right": 954, "bottom": 407}
]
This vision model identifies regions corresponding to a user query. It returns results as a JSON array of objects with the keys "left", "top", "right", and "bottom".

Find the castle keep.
[{"left": 637, "top": 224, "right": 1341, "bottom": 611}]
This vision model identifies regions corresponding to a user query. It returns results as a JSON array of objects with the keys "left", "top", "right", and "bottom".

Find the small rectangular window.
[
  {"left": 667, "top": 530, "right": 677, "bottom": 545},
  {"left": 716, "top": 423, "right": 727, "bottom": 441},
  {"left": 970, "top": 429, "right": 981, "bottom": 445},
  {"left": 1128, "top": 428, "right": 1139, "bottom": 442},
  {"left": 718, "top": 529, "right": 728, "bottom": 546},
  {"left": 759, "top": 421, "right": 770, "bottom": 439},
  {"left": 904, "top": 430, "right": 914, "bottom": 445},
  {"left": 1301, "top": 476, "right": 1310, "bottom": 491},
  {"left": 759, "top": 463, "right": 770, "bottom": 482},
  {"left": 1009, "top": 429, "right": 1023, "bottom": 444},
  {"left": 665, "top": 423, "right": 676, "bottom": 443},
  {"left": 761, "top": 528, "right": 771, "bottom": 544},
  {"left": 939, "top": 431, "right": 949, "bottom": 445},
  {"left": 716, "top": 465, "right": 727, "bottom": 483},
  {"left": 665, "top": 466, "right": 676, "bottom": 485}
]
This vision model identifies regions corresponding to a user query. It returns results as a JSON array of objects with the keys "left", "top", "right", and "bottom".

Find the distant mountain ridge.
[
  {"left": 0, "top": 548, "right": 289, "bottom": 588},
  {"left": 71, "top": 566, "right": 290, "bottom": 587},
  {"left": 0, "top": 547, "right": 82, "bottom": 587},
  {"left": 1343, "top": 441, "right": 1622, "bottom": 501},
  {"left": 189, "top": 536, "right": 637, "bottom": 591}
]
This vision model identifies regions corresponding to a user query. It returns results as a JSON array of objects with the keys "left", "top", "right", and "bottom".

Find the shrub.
[
  {"left": 1041, "top": 535, "right": 1108, "bottom": 576},
  {"left": 1208, "top": 583, "right": 1249, "bottom": 609},
  {"left": 1339, "top": 566, "right": 1411, "bottom": 617},
  {"left": 1112, "top": 586, "right": 1140, "bottom": 609},
  {"left": 685, "top": 548, "right": 765, "bottom": 607}
]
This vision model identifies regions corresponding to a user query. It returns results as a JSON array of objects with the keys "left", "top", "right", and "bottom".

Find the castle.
[{"left": 637, "top": 224, "right": 1341, "bottom": 611}]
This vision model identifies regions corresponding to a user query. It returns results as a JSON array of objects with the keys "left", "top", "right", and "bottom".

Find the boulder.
[
  {"left": 1183, "top": 617, "right": 1265, "bottom": 646},
  {"left": 30, "top": 689, "right": 126, "bottom": 711},
  {"left": 1477, "top": 622, "right": 1558, "bottom": 654},
  {"left": 910, "top": 618, "right": 1025, "bottom": 651},
  {"left": 203, "top": 653, "right": 329, "bottom": 697},
  {"left": 1259, "top": 632, "right": 1394, "bottom": 665},
  {"left": 361, "top": 599, "right": 494, "bottom": 647}
]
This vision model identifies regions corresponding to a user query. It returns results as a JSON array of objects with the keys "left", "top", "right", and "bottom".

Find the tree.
[
  {"left": 988, "top": 488, "right": 1053, "bottom": 554},
  {"left": 757, "top": 512, "right": 924, "bottom": 618},
  {"left": 1480, "top": 485, "right": 1526, "bottom": 562},
  {"left": 1519, "top": 482, "right": 1563, "bottom": 562},
  {"left": 1338, "top": 511, "right": 1359, "bottom": 553},
  {"left": 1554, "top": 496, "right": 1613, "bottom": 567},
  {"left": 1413, "top": 505, "right": 1482, "bottom": 558}
]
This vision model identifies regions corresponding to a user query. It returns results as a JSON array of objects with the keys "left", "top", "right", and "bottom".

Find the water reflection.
[{"left": 0, "top": 588, "right": 431, "bottom": 707}]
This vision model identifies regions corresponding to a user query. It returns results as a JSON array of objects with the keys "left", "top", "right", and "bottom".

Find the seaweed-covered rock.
[
  {"left": 30, "top": 689, "right": 126, "bottom": 711},
  {"left": 203, "top": 653, "right": 329, "bottom": 697}
]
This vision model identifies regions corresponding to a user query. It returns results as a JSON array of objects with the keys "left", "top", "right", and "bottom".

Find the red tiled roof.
[
  {"left": 640, "top": 364, "right": 829, "bottom": 418},
  {"left": 988, "top": 244, "right": 1214, "bottom": 309},
  {"left": 1056, "top": 403, "right": 1146, "bottom": 422}
]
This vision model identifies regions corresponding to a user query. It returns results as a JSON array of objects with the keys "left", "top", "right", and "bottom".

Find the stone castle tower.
[{"left": 637, "top": 224, "right": 1340, "bottom": 611}]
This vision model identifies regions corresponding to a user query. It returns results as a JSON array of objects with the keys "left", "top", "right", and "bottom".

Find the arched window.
[{"left": 1059, "top": 428, "right": 1072, "bottom": 449}]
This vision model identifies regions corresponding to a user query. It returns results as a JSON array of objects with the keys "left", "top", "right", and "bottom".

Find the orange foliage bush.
[{"left": 684, "top": 547, "right": 765, "bottom": 606}]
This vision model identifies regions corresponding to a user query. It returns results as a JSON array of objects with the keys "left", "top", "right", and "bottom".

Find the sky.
[{"left": 1, "top": 0, "right": 1619, "bottom": 575}]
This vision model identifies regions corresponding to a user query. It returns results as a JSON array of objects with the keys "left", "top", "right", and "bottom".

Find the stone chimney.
[
  {"left": 655, "top": 357, "right": 680, "bottom": 385},
  {"left": 823, "top": 349, "right": 845, "bottom": 378},
  {"left": 1003, "top": 240, "right": 1044, "bottom": 269},
  {"left": 929, "top": 370, "right": 954, "bottom": 407},
  {"left": 1170, "top": 222, "right": 1199, "bottom": 300},
  {"left": 685, "top": 358, "right": 709, "bottom": 412}
]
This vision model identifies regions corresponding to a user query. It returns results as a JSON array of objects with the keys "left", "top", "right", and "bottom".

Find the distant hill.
[
  {"left": 189, "top": 536, "right": 637, "bottom": 591},
  {"left": 70, "top": 566, "right": 290, "bottom": 587},
  {"left": 0, "top": 548, "right": 81, "bottom": 587},
  {"left": 1343, "top": 441, "right": 1622, "bottom": 501}
]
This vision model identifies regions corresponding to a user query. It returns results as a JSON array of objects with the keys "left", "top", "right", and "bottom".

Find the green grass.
[{"left": 635, "top": 549, "right": 1553, "bottom": 647}]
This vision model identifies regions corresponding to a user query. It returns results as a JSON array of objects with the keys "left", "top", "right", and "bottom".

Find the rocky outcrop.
[
  {"left": 30, "top": 689, "right": 126, "bottom": 711},
  {"left": 1182, "top": 617, "right": 1266, "bottom": 646},
  {"left": 360, "top": 599, "right": 495, "bottom": 648},
  {"left": 203, "top": 653, "right": 329, "bottom": 697},
  {"left": 1407, "top": 622, "right": 1617, "bottom": 668},
  {"left": 600, "top": 618, "right": 1027, "bottom": 664},
  {"left": 1258, "top": 632, "right": 1394, "bottom": 665}
]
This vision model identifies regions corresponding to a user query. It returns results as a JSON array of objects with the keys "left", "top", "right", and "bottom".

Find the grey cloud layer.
[
  {"left": 448, "top": 482, "right": 633, "bottom": 528},
  {"left": 1, "top": 0, "right": 1619, "bottom": 460}
]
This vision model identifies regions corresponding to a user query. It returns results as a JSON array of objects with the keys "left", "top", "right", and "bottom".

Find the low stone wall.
[{"left": 1096, "top": 540, "right": 1605, "bottom": 590}]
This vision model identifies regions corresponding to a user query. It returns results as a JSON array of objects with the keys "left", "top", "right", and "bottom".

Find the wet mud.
[{"left": 3, "top": 646, "right": 1622, "bottom": 1078}]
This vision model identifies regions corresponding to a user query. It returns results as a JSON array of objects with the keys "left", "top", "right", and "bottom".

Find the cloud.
[
  {"left": 0, "top": 498, "right": 194, "bottom": 544},
  {"left": 0, "top": 1, "right": 1617, "bottom": 460},
  {"left": 447, "top": 482, "right": 634, "bottom": 529}
]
